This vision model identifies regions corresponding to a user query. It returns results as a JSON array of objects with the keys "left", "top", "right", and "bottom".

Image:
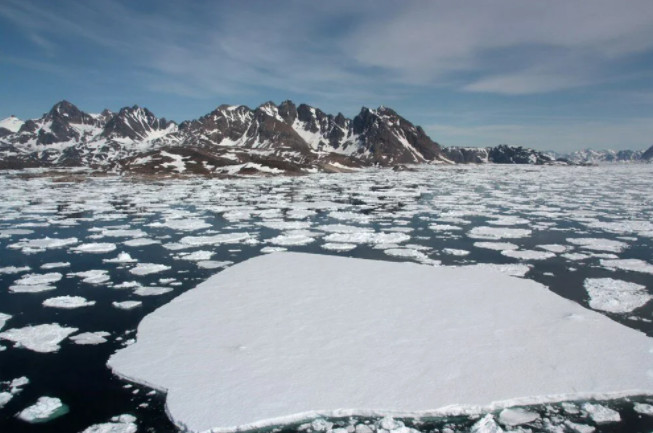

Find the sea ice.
[
  {"left": 123, "top": 238, "right": 160, "bottom": 247},
  {"left": 467, "top": 227, "right": 531, "bottom": 240},
  {"left": 0, "top": 265, "right": 31, "bottom": 274},
  {"left": 582, "top": 403, "right": 620, "bottom": 424},
  {"left": 536, "top": 244, "right": 568, "bottom": 253},
  {"left": 72, "top": 242, "right": 117, "bottom": 254},
  {"left": 267, "top": 231, "right": 316, "bottom": 246},
  {"left": 0, "top": 312, "right": 11, "bottom": 331},
  {"left": 129, "top": 263, "right": 171, "bottom": 276},
  {"left": 0, "top": 323, "right": 78, "bottom": 353},
  {"left": 71, "top": 331, "right": 110, "bottom": 345},
  {"left": 473, "top": 242, "right": 519, "bottom": 251},
  {"left": 9, "top": 237, "right": 78, "bottom": 253},
  {"left": 149, "top": 218, "right": 211, "bottom": 231},
  {"left": 442, "top": 248, "right": 470, "bottom": 256},
  {"left": 600, "top": 259, "right": 653, "bottom": 275},
  {"left": 17, "top": 396, "right": 68, "bottom": 423},
  {"left": 501, "top": 250, "right": 556, "bottom": 261},
  {"left": 583, "top": 278, "right": 651, "bottom": 313},
  {"left": 80, "top": 414, "right": 137, "bottom": 433},
  {"left": 109, "top": 253, "right": 653, "bottom": 433},
  {"left": 197, "top": 260, "right": 233, "bottom": 269},
  {"left": 498, "top": 408, "right": 539, "bottom": 426},
  {"left": 470, "top": 414, "right": 504, "bottom": 433},
  {"left": 69, "top": 270, "right": 111, "bottom": 284},
  {"left": 104, "top": 252, "right": 137, "bottom": 263},
  {"left": 43, "top": 296, "right": 96, "bottom": 309},
  {"left": 40, "top": 262, "right": 70, "bottom": 269},
  {"left": 112, "top": 301, "right": 143, "bottom": 310},
  {"left": 633, "top": 402, "right": 653, "bottom": 415},
  {"left": 321, "top": 243, "right": 357, "bottom": 252},
  {"left": 133, "top": 286, "right": 172, "bottom": 296},
  {"left": 566, "top": 238, "right": 628, "bottom": 253}
]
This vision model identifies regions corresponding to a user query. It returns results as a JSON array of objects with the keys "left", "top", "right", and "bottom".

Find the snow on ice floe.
[
  {"left": 9, "top": 272, "right": 62, "bottom": 293},
  {"left": 321, "top": 243, "right": 357, "bottom": 252},
  {"left": 112, "top": 301, "right": 142, "bottom": 310},
  {"left": 171, "top": 232, "right": 254, "bottom": 249},
  {"left": 109, "top": 253, "right": 653, "bottom": 433},
  {"left": 43, "top": 296, "right": 96, "bottom": 309},
  {"left": 260, "top": 246, "right": 287, "bottom": 253},
  {"left": 498, "top": 407, "right": 539, "bottom": 426},
  {"left": 133, "top": 286, "right": 172, "bottom": 296},
  {"left": 442, "top": 248, "right": 470, "bottom": 256},
  {"left": 428, "top": 224, "right": 462, "bottom": 232},
  {"left": 633, "top": 402, "right": 653, "bottom": 415},
  {"left": 149, "top": 218, "right": 211, "bottom": 231},
  {"left": 72, "top": 242, "right": 117, "bottom": 254},
  {"left": 0, "top": 265, "right": 30, "bottom": 274},
  {"left": 0, "top": 323, "right": 77, "bottom": 353},
  {"left": 536, "top": 244, "right": 569, "bottom": 253},
  {"left": 584, "top": 278, "right": 651, "bottom": 313},
  {"left": 123, "top": 238, "right": 160, "bottom": 247},
  {"left": 566, "top": 238, "right": 628, "bottom": 253},
  {"left": 129, "top": 263, "right": 171, "bottom": 276},
  {"left": 9, "top": 237, "right": 78, "bottom": 253},
  {"left": 80, "top": 414, "right": 137, "bottom": 433},
  {"left": 0, "top": 312, "right": 11, "bottom": 330},
  {"left": 267, "top": 231, "right": 316, "bottom": 246},
  {"left": 323, "top": 231, "right": 410, "bottom": 245},
  {"left": 70, "top": 331, "right": 110, "bottom": 345},
  {"left": 501, "top": 249, "right": 556, "bottom": 261},
  {"left": 582, "top": 403, "right": 620, "bottom": 424},
  {"left": 467, "top": 226, "right": 531, "bottom": 240},
  {"left": 197, "top": 260, "right": 233, "bottom": 269},
  {"left": 176, "top": 250, "right": 214, "bottom": 261},
  {"left": 600, "top": 258, "right": 653, "bottom": 274},
  {"left": 41, "top": 262, "right": 70, "bottom": 269},
  {"left": 69, "top": 270, "right": 111, "bottom": 285},
  {"left": 473, "top": 242, "right": 519, "bottom": 251},
  {"left": 17, "top": 396, "right": 68, "bottom": 423},
  {"left": 104, "top": 252, "right": 137, "bottom": 263}
]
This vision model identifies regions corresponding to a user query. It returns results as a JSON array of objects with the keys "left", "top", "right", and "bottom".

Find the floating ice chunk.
[
  {"left": 473, "top": 263, "right": 531, "bottom": 277},
  {"left": 498, "top": 408, "right": 539, "bottom": 426},
  {"left": 177, "top": 232, "right": 253, "bottom": 248},
  {"left": 600, "top": 259, "right": 653, "bottom": 274},
  {"left": 323, "top": 232, "right": 410, "bottom": 245},
  {"left": 109, "top": 253, "right": 652, "bottom": 433},
  {"left": 9, "top": 237, "right": 78, "bottom": 253},
  {"left": 123, "top": 238, "right": 160, "bottom": 247},
  {"left": 17, "top": 396, "right": 68, "bottom": 423},
  {"left": 564, "top": 420, "right": 595, "bottom": 433},
  {"left": 71, "top": 331, "right": 110, "bottom": 345},
  {"left": 80, "top": 414, "right": 137, "bottom": 433},
  {"left": 487, "top": 216, "right": 530, "bottom": 226},
  {"left": 468, "top": 227, "right": 531, "bottom": 240},
  {"left": 0, "top": 323, "right": 77, "bottom": 353},
  {"left": 260, "top": 246, "right": 287, "bottom": 253},
  {"left": 584, "top": 278, "right": 651, "bottom": 313},
  {"left": 41, "top": 262, "right": 70, "bottom": 270},
  {"left": 536, "top": 244, "right": 568, "bottom": 253},
  {"left": 133, "top": 286, "right": 172, "bottom": 296},
  {"left": 582, "top": 403, "right": 620, "bottom": 424},
  {"left": 104, "top": 252, "right": 137, "bottom": 263},
  {"left": 149, "top": 218, "right": 211, "bottom": 231},
  {"left": 633, "top": 402, "right": 653, "bottom": 415},
  {"left": 384, "top": 248, "right": 436, "bottom": 264},
  {"left": 471, "top": 414, "right": 504, "bottom": 433},
  {"left": 43, "top": 296, "right": 96, "bottom": 309},
  {"left": 563, "top": 252, "right": 591, "bottom": 261},
  {"left": 96, "top": 228, "right": 147, "bottom": 238},
  {"left": 0, "top": 312, "right": 11, "bottom": 331},
  {"left": 566, "top": 238, "right": 628, "bottom": 253},
  {"left": 112, "top": 301, "right": 142, "bottom": 310},
  {"left": 0, "top": 392, "right": 12, "bottom": 408},
  {"left": 501, "top": 250, "right": 556, "bottom": 261},
  {"left": 72, "top": 243, "right": 117, "bottom": 254},
  {"left": 129, "top": 263, "right": 171, "bottom": 276},
  {"left": 0, "top": 228, "right": 34, "bottom": 238},
  {"left": 429, "top": 224, "right": 462, "bottom": 231},
  {"left": 69, "top": 270, "right": 111, "bottom": 285},
  {"left": 197, "top": 261, "right": 233, "bottom": 269},
  {"left": 268, "top": 231, "right": 316, "bottom": 246},
  {"left": 321, "top": 243, "right": 357, "bottom": 252},
  {"left": 9, "top": 284, "right": 56, "bottom": 293},
  {"left": 177, "top": 250, "right": 214, "bottom": 261},
  {"left": 474, "top": 242, "right": 519, "bottom": 251},
  {"left": 442, "top": 248, "right": 470, "bottom": 256},
  {"left": 0, "top": 266, "right": 30, "bottom": 274},
  {"left": 13, "top": 272, "right": 62, "bottom": 285}
]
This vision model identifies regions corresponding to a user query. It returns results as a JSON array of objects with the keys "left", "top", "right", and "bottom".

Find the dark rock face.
[
  {"left": 488, "top": 145, "right": 553, "bottom": 164},
  {"left": 442, "top": 147, "right": 489, "bottom": 163},
  {"left": 102, "top": 106, "right": 174, "bottom": 141},
  {"left": 642, "top": 145, "right": 653, "bottom": 160}
]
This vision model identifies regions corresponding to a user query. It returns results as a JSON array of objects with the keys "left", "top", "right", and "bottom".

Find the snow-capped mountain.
[
  {"left": 0, "top": 115, "right": 24, "bottom": 136},
  {"left": 443, "top": 145, "right": 554, "bottom": 165},
  {"left": 550, "top": 149, "right": 648, "bottom": 164},
  {"left": 0, "top": 100, "right": 448, "bottom": 173}
]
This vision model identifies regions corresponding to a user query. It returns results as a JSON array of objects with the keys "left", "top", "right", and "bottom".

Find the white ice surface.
[
  {"left": 17, "top": 396, "right": 67, "bottom": 423},
  {"left": 71, "top": 331, "right": 110, "bottom": 345},
  {"left": 0, "top": 323, "right": 78, "bottom": 353},
  {"left": 600, "top": 259, "right": 653, "bottom": 275},
  {"left": 566, "top": 238, "right": 628, "bottom": 253},
  {"left": 129, "top": 263, "right": 171, "bottom": 276},
  {"left": 109, "top": 253, "right": 653, "bottom": 433},
  {"left": 582, "top": 403, "right": 620, "bottom": 424},
  {"left": 112, "top": 301, "right": 142, "bottom": 310},
  {"left": 584, "top": 278, "right": 651, "bottom": 313},
  {"left": 80, "top": 414, "right": 137, "bottom": 433},
  {"left": 467, "top": 227, "right": 531, "bottom": 240},
  {"left": 0, "top": 312, "right": 11, "bottom": 331},
  {"left": 501, "top": 250, "right": 555, "bottom": 261},
  {"left": 72, "top": 242, "right": 117, "bottom": 253},
  {"left": 43, "top": 296, "right": 96, "bottom": 309}
]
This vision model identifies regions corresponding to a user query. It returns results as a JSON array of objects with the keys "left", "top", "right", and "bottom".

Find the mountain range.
[{"left": 1, "top": 101, "right": 651, "bottom": 174}]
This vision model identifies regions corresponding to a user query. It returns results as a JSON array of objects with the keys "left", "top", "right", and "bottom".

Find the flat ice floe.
[
  {"left": 501, "top": 249, "right": 556, "bottom": 261},
  {"left": 600, "top": 258, "right": 653, "bottom": 275},
  {"left": 566, "top": 238, "right": 628, "bottom": 253},
  {"left": 0, "top": 323, "right": 78, "bottom": 353},
  {"left": 71, "top": 242, "right": 117, "bottom": 254},
  {"left": 9, "top": 272, "right": 62, "bottom": 293},
  {"left": 17, "top": 396, "right": 68, "bottom": 423},
  {"left": 129, "top": 263, "right": 171, "bottom": 276},
  {"left": 584, "top": 278, "right": 651, "bottom": 313},
  {"left": 43, "top": 296, "right": 96, "bottom": 309},
  {"left": 474, "top": 242, "right": 519, "bottom": 251},
  {"left": 0, "top": 312, "right": 11, "bottom": 330},
  {"left": 71, "top": 331, "right": 111, "bottom": 345},
  {"left": 467, "top": 226, "right": 531, "bottom": 240},
  {"left": 80, "top": 414, "right": 137, "bottom": 433},
  {"left": 109, "top": 253, "right": 653, "bottom": 433},
  {"left": 112, "top": 301, "right": 142, "bottom": 310}
]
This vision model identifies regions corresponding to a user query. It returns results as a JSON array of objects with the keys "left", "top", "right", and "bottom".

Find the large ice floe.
[{"left": 109, "top": 252, "right": 653, "bottom": 433}]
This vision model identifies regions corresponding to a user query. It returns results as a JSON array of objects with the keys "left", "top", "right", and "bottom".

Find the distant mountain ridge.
[
  {"left": 546, "top": 148, "right": 650, "bottom": 164},
  {"left": 1, "top": 101, "right": 651, "bottom": 174}
]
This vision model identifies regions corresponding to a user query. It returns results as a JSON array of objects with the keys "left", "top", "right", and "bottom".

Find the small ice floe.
[
  {"left": 582, "top": 402, "right": 620, "bottom": 424},
  {"left": 323, "top": 231, "right": 410, "bottom": 245},
  {"left": 501, "top": 249, "right": 556, "bottom": 261},
  {"left": 473, "top": 241, "right": 519, "bottom": 251},
  {"left": 80, "top": 414, "right": 137, "bottom": 433},
  {"left": 0, "top": 228, "right": 34, "bottom": 238},
  {"left": 68, "top": 270, "right": 111, "bottom": 285},
  {"left": 70, "top": 331, "right": 110, "bottom": 345},
  {"left": 584, "top": 278, "right": 651, "bottom": 313},
  {"left": 17, "top": 396, "right": 68, "bottom": 423},
  {"left": 600, "top": 258, "right": 653, "bottom": 275},
  {"left": 470, "top": 414, "right": 503, "bottom": 433},
  {"left": 0, "top": 376, "right": 29, "bottom": 408},
  {"left": 498, "top": 408, "right": 540, "bottom": 426},
  {"left": 43, "top": 296, "right": 96, "bottom": 309},
  {"left": 321, "top": 243, "right": 357, "bottom": 252},
  {"left": 260, "top": 246, "right": 287, "bottom": 253},
  {"left": 197, "top": 260, "right": 233, "bottom": 269},
  {"left": 133, "top": 286, "right": 172, "bottom": 296},
  {"left": 71, "top": 242, "right": 117, "bottom": 254},
  {"left": 0, "top": 323, "right": 78, "bottom": 352},
  {"left": 103, "top": 252, "right": 137, "bottom": 263},
  {"left": 633, "top": 402, "right": 653, "bottom": 415},
  {"left": 442, "top": 248, "right": 470, "bottom": 256},
  {"left": 176, "top": 250, "right": 214, "bottom": 261},
  {"left": 562, "top": 252, "right": 591, "bottom": 261},
  {"left": 536, "top": 244, "right": 569, "bottom": 253},
  {"left": 564, "top": 420, "right": 596, "bottom": 433},
  {"left": 9, "top": 272, "right": 62, "bottom": 293},
  {"left": 129, "top": 263, "right": 171, "bottom": 276},
  {"left": 0, "top": 312, "right": 11, "bottom": 331},
  {"left": 9, "top": 237, "right": 78, "bottom": 254},
  {"left": 40, "top": 262, "right": 70, "bottom": 270},
  {"left": 467, "top": 226, "right": 531, "bottom": 240},
  {"left": 94, "top": 228, "right": 147, "bottom": 239},
  {"left": 149, "top": 218, "right": 211, "bottom": 231},
  {"left": 175, "top": 232, "right": 254, "bottom": 248},
  {"left": 113, "top": 281, "right": 141, "bottom": 289},
  {"left": 566, "top": 238, "right": 628, "bottom": 253},
  {"left": 267, "top": 231, "right": 316, "bottom": 246},
  {"left": 429, "top": 224, "right": 462, "bottom": 231},
  {"left": 316, "top": 224, "right": 373, "bottom": 234},
  {"left": 0, "top": 266, "right": 31, "bottom": 274},
  {"left": 384, "top": 248, "right": 438, "bottom": 264},
  {"left": 112, "top": 301, "right": 142, "bottom": 310},
  {"left": 474, "top": 262, "right": 532, "bottom": 277},
  {"left": 123, "top": 238, "right": 160, "bottom": 247},
  {"left": 487, "top": 216, "right": 530, "bottom": 226}
]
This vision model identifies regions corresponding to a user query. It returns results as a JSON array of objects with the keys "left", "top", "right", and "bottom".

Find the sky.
[{"left": 2, "top": 0, "right": 653, "bottom": 152}]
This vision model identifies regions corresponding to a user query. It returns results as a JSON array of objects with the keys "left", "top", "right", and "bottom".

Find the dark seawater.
[{"left": 0, "top": 164, "right": 652, "bottom": 432}]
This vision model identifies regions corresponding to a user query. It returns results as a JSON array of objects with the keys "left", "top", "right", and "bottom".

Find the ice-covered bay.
[{"left": 109, "top": 253, "right": 653, "bottom": 433}]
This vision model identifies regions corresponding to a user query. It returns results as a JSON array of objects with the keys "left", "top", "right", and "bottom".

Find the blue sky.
[{"left": 2, "top": 0, "right": 653, "bottom": 151}]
